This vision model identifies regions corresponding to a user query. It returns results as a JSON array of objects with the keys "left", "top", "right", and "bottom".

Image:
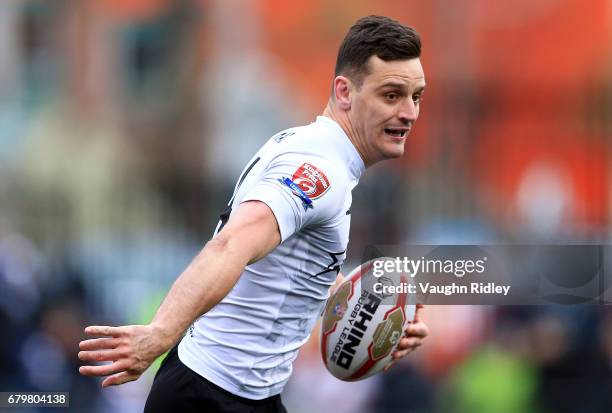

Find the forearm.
[
  {"left": 330, "top": 272, "right": 345, "bottom": 294},
  {"left": 149, "top": 236, "right": 249, "bottom": 351}
]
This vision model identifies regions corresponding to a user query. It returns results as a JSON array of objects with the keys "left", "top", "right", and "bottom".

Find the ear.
[{"left": 332, "top": 76, "right": 352, "bottom": 111}]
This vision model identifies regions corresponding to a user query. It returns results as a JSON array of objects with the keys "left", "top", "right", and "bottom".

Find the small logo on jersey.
[
  {"left": 292, "top": 163, "right": 331, "bottom": 199},
  {"left": 278, "top": 177, "right": 313, "bottom": 210},
  {"left": 273, "top": 130, "right": 295, "bottom": 143},
  {"left": 333, "top": 303, "right": 346, "bottom": 318}
]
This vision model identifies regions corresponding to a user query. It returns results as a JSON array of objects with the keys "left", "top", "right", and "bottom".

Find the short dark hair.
[{"left": 334, "top": 15, "right": 421, "bottom": 87}]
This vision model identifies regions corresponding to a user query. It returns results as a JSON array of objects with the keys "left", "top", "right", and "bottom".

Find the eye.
[
  {"left": 412, "top": 93, "right": 423, "bottom": 104},
  {"left": 384, "top": 93, "right": 399, "bottom": 102}
]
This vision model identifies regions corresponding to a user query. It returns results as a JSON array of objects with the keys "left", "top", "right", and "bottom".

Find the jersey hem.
[{"left": 177, "top": 339, "right": 285, "bottom": 401}]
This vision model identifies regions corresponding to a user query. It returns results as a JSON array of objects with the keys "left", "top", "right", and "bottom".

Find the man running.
[{"left": 79, "top": 15, "right": 429, "bottom": 413}]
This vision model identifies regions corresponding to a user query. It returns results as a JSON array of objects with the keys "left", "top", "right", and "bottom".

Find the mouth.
[{"left": 384, "top": 127, "right": 409, "bottom": 138}]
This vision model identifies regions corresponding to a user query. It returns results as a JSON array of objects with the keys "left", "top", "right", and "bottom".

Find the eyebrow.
[{"left": 378, "top": 82, "right": 426, "bottom": 93}]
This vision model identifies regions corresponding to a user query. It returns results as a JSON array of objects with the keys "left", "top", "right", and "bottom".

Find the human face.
[{"left": 348, "top": 56, "right": 425, "bottom": 165}]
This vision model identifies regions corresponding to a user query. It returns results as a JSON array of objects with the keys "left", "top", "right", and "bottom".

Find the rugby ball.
[{"left": 320, "top": 257, "right": 416, "bottom": 381}]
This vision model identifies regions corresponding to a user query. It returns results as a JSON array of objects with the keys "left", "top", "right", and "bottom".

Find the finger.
[
  {"left": 396, "top": 337, "right": 422, "bottom": 350},
  {"left": 102, "top": 371, "right": 140, "bottom": 388},
  {"left": 413, "top": 304, "right": 425, "bottom": 322},
  {"left": 79, "top": 360, "right": 130, "bottom": 377},
  {"left": 404, "top": 321, "right": 429, "bottom": 339},
  {"left": 393, "top": 343, "right": 422, "bottom": 360},
  {"left": 78, "top": 349, "right": 124, "bottom": 362},
  {"left": 84, "top": 326, "right": 124, "bottom": 337},
  {"left": 79, "top": 338, "right": 121, "bottom": 351},
  {"left": 383, "top": 360, "right": 397, "bottom": 373}
]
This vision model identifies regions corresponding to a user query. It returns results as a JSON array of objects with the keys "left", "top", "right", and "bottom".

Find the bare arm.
[
  {"left": 330, "top": 272, "right": 345, "bottom": 294},
  {"left": 149, "top": 200, "right": 280, "bottom": 347},
  {"left": 78, "top": 201, "right": 281, "bottom": 387}
]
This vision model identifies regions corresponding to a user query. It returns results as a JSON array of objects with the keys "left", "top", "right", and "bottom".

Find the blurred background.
[{"left": 0, "top": 0, "right": 610, "bottom": 412}]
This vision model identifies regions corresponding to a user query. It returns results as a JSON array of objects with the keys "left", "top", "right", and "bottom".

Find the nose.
[{"left": 398, "top": 99, "right": 418, "bottom": 124}]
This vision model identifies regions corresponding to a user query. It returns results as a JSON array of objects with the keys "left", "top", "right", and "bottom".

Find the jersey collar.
[{"left": 315, "top": 116, "right": 365, "bottom": 181}]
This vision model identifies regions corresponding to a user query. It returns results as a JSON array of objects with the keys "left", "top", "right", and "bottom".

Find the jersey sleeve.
[{"left": 240, "top": 154, "right": 346, "bottom": 242}]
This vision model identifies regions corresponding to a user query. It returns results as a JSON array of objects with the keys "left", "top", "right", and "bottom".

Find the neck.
[{"left": 322, "top": 100, "right": 372, "bottom": 168}]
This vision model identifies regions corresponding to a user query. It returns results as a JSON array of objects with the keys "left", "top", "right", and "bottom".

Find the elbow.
[
  {"left": 201, "top": 234, "right": 247, "bottom": 267},
  {"left": 204, "top": 232, "right": 261, "bottom": 268},
  {"left": 206, "top": 234, "right": 230, "bottom": 254},
  {"left": 205, "top": 233, "right": 251, "bottom": 266}
]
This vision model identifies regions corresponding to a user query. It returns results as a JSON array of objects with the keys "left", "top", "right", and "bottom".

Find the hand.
[
  {"left": 78, "top": 324, "right": 170, "bottom": 387},
  {"left": 383, "top": 304, "right": 429, "bottom": 372}
]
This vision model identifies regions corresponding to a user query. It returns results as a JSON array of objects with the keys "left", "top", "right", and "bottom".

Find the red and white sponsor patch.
[{"left": 292, "top": 163, "right": 331, "bottom": 199}]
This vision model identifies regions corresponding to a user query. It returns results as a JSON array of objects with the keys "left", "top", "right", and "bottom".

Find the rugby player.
[{"left": 79, "top": 15, "right": 429, "bottom": 413}]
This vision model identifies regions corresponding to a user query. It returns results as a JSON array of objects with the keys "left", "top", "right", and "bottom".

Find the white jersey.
[{"left": 178, "top": 116, "right": 365, "bottom": 399}]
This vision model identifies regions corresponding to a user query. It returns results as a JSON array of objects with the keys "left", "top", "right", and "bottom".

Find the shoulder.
[
  {"left": 265, "top": 123, "right": 351, "bottom": 184},
  {"left": 265, "top": 148, "right": 350, "bottom": 200}
]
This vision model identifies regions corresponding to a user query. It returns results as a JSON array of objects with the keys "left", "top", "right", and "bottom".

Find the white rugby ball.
[{"left": 320, "top": 257, "right": 416, "bottom": 381}]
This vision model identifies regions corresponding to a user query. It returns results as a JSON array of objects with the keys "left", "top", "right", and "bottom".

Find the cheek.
[{"left": 367, "top": 103, "right": 392, "bottom": 123}]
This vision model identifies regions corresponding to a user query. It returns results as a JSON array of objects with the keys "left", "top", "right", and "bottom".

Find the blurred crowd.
[{"left": 0, "top": 0, "right": 610, "bottom": 412}]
